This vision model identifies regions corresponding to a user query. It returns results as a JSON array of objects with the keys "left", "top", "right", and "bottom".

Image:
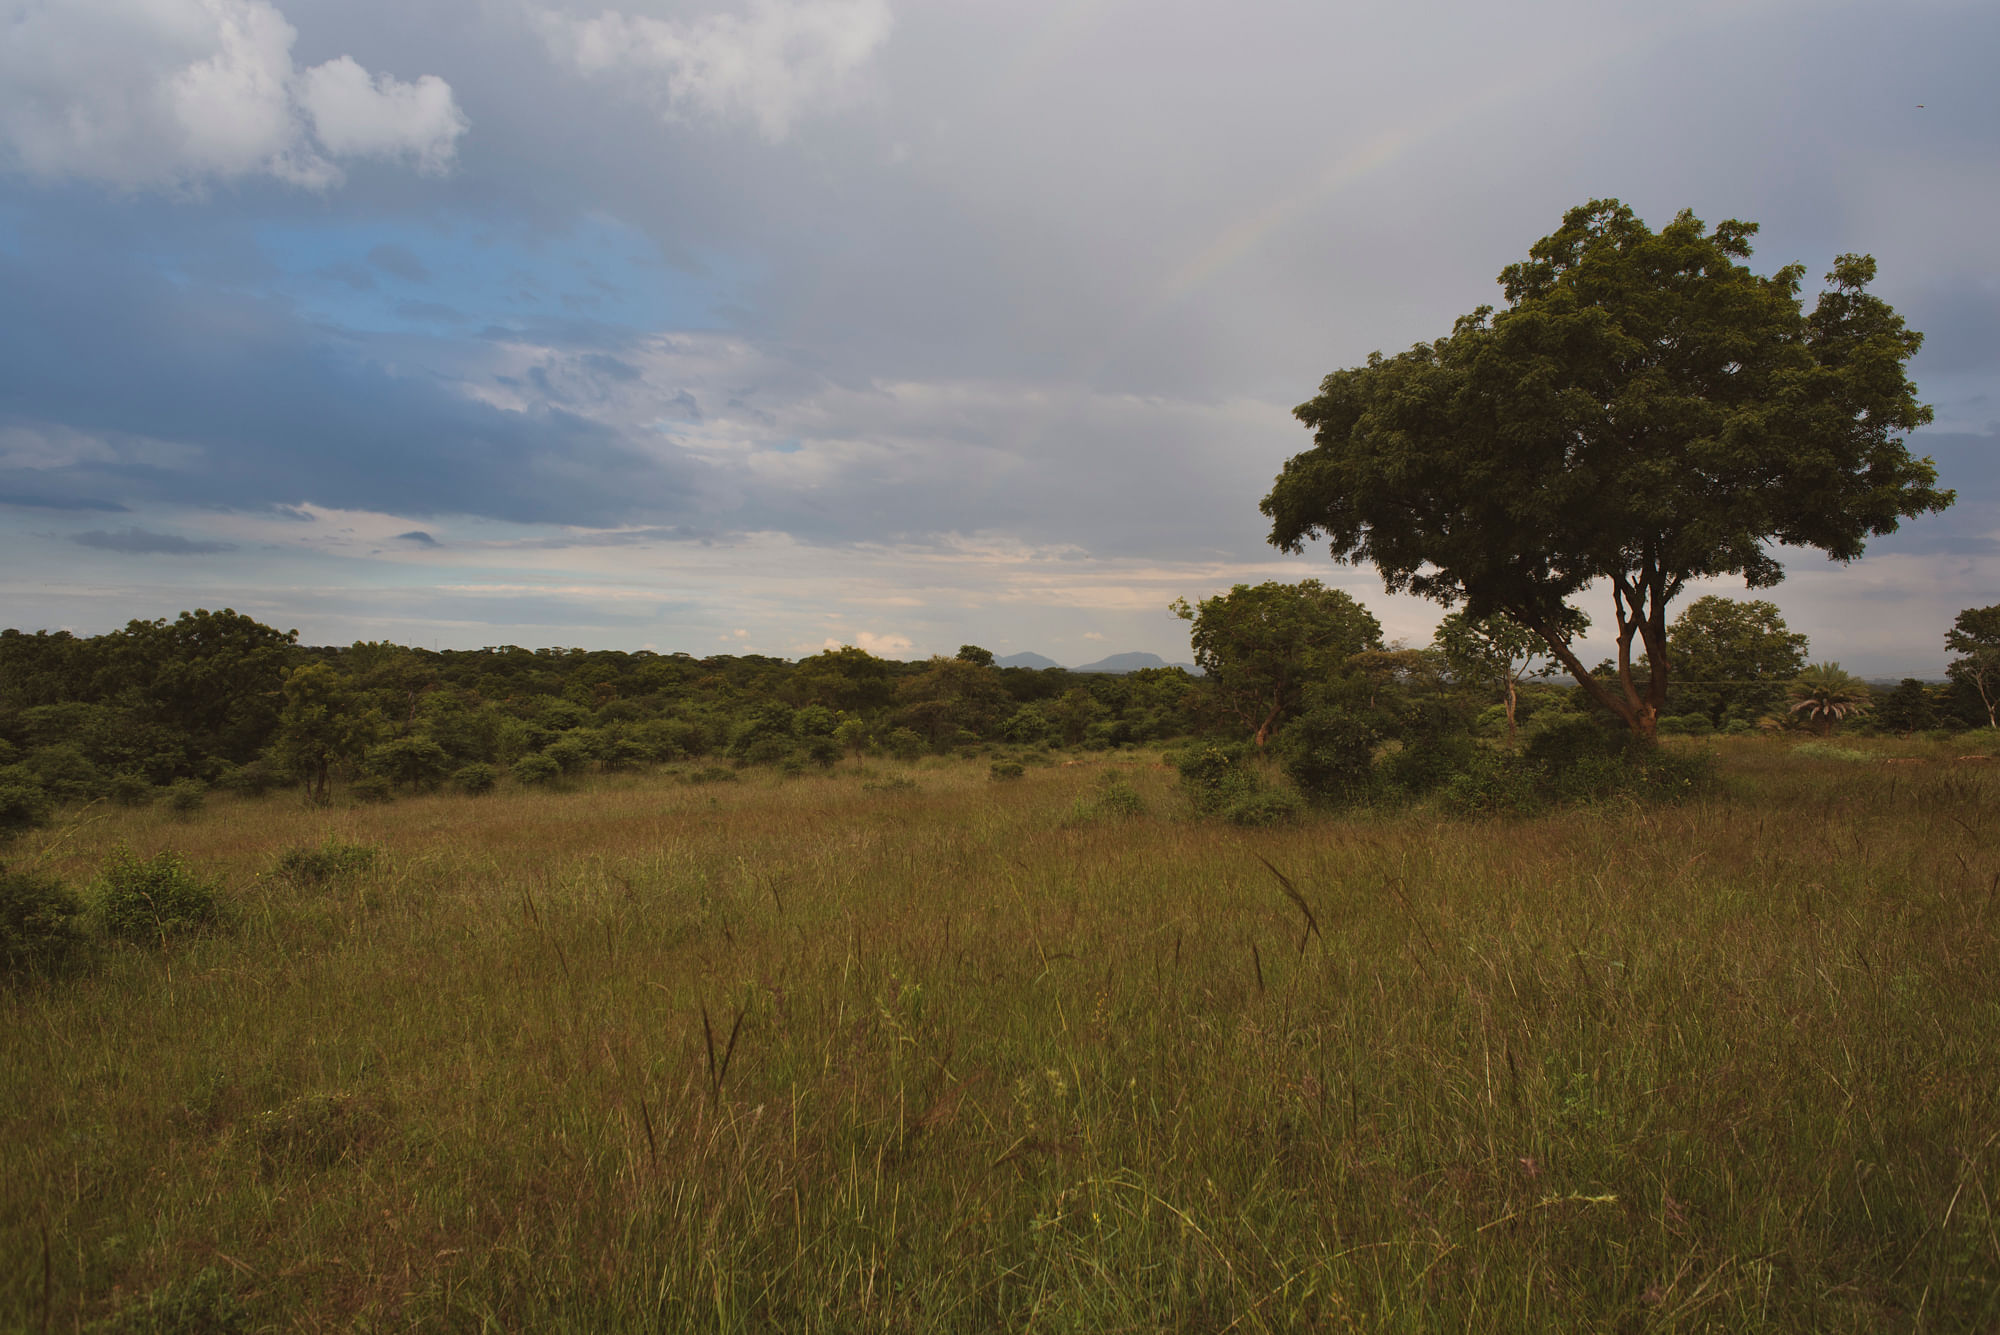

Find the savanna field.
[{"left": 5, "top": 740, "right": 1999, "bottom": 1332}]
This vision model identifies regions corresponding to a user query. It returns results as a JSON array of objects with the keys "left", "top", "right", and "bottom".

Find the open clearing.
[{"left": 5, "top": 742, "right": 1998, "bottom": 1331}]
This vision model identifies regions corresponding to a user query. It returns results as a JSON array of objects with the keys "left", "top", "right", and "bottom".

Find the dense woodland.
[{"left": 0, "top": 597, "right": 1993, "bottom": 829}]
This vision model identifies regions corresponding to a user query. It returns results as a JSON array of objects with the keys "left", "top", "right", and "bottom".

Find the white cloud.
[
  {"left": 0, "top": 0, "right": 467, "bottom": 189},
  {"left": 542, "top": 0, "right": 891, "bottom": 140}
]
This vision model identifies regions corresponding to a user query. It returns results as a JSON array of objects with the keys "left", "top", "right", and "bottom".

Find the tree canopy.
[
  {"left": 1663, "top": 596, "right": 1808, "bottom": 727},
  {"left": 1945, "top": 605, "right": 2000, "bottom": 730},
  {"left": 1171, "top": 580, "right": 1382, "bottom": 745},
  {"left": 1263, "top": 199, "right": 1951, "bottom": 737}
]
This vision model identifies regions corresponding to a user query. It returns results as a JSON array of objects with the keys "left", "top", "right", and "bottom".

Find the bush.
[
  {"left": 989, "top": 760, "right": 1026, "bottom": 782},
  {"left": 348, "top": 774, "right": 395, "bottom": 805},
  {"left": 95, "top": 847, "right": 227, "bottom": 943},
  {"left": 366, "top": 737, "right": 453, "bottom": 791},
  {"left": 453, "top": 762, "right": 499, "bottom": 795},
  {"left": 1276, "top": 707, "right": 1379, "bottom": 806},
  {"left": 685, "top": 765, "right": 739, "bottom": 785},
  {"left": 1, "top": 865, "right": 86, "bottom": 976},
  {"left": 511, "top": 753, "right": 561, "bottom": 787},
  {"left": 162, "top": 778, "right": 207, "bottom": 817},
  {"left": 885, "top": 728, "right": 926, "bottom": 761},
  {"left": 1438, "top": 749, "right": 1548, "bottom": 817},
  {"left": 1793, "top": 741, "right": 1871, "bottom": 763},
  {"left": 215, "top": 759, "right": 284, "bottom": 797},
  {"left": 1170, "top": 742, "right": 1262, "bottom": 817},
  {"left": 1523, "top": 715, "right": 1628, "bottom": 771},
  {"left": 1385, "top": 734, "right": 1481, "bottom": 796},
  {"left": 0, "top": 772, "right": 52, "bottom": 842},
  {"left": 107, "top": 773, "right": 155, "bottom": 808},
  {"left": 270, "top": 840, "right": 378, "bottom": 889},
  {"left": 1223, "top": 787, "right": 1304, "bottom": 826}
]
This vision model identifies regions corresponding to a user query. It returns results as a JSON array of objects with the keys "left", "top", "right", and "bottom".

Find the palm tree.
[{"left": 1788, "top": 663, "right": 1871, "bottom": 737}]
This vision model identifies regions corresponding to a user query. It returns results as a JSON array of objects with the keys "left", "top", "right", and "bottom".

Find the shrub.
[
  {"left": 162, "top": 778, "right": 207, "bottom": 817},
  {"left": 0, "top": 772, "right": 52, "bottom": 842},
  {"left": 1222, "top": 787, "right": 1304, "bottom": 826},
  {"left": 1523, "top": 715, "right": 1627, "bottom": 771},
  {"left": 885, "top": 728, "right": 925, "bottom": 761},
  {"left": 989, "top": 760, "right": 1026, "bottom": 782},
  {"left": 348, "top": 774, "right": 395, "bottom": 805},
  {"left": 366, "top": 736, "right": 453, "bottom": 790},
  {"left": 270, "top": 840, "right": 378, "bottom": 889},
  {"left": 453, "top": 762, "right": 499, "bottom": 795},
  {"left": 107, "top": 773, "right": 155, "bottom": 808},
  {"left": 1438, "top": 750, "right": 1548, "bottom": 817},
  {"left": 1, "top": 865, "right": 86, "bottom": 976},
  {"left": 1094, "top": 773, "right": 1145, "bottom": 817},
  {"left": 1170, "top": 742, "right": 1262, "bottom": 817},
  {"left": 1381, "top": 733, "right": 1480, "bottom": 797},
  {"left": 740, "top": 736, "right": 797, "bottom": 767},
  {"left": 685, "top": 765, "right": 739, "bottom": 785},
  {"left": 511, "top": 753, "right": 561, "bottom": 787},
  {"left": 96, "top": 847, "right": 227, "bottom": 943},
  {"left": 1276, "top": 707, "right": 1379, "bottom": 806},
  {"left": 215, "top": 759, "right": 284, "bottom": 797},
  {"left": 804, "top": 735, "right": 843, "bottom": 768}
]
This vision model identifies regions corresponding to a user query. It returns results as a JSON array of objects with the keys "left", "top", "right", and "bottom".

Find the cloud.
[
  {"left": 851, "top": 630, "right": 911, "bottom": 656},
  {"left": 395, "top": 529, "right": 439, "bottom": 546},
  {"left": 368, "top": 243, "right": 431, "bottom": 283},
  {"left": 542, "top": 0, "right": 892, "bottom": 140},
  {"left": 70, "top": 526, "right": 235, "bottom": 554},
  {"left": 0, "top": 0, "right": 466, "bottom": 189}
]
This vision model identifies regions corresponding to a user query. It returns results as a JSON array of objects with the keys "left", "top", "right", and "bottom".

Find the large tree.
[
  {"left": 1262, "top": 200, "right": 1951, "bottom": 738},
  {"left": 1171, "top": 579, "right": 1382, "bottom": 745}
]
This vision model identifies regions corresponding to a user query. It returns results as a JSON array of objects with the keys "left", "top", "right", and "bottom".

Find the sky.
[{"left": 0, "top": 0, "right": 1994, "bottom": 674}]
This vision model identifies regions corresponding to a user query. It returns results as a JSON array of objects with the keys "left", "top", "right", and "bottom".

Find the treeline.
[
  {"left": 0, "top": 596, "right": 1993, "bottom": 829},
  {"left": 0, "top": 610, "right": 1204, "bottom": 821}
]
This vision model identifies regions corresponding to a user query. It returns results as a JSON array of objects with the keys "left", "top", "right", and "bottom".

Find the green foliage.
[
  {"left": 453, "top": 762, "right": 499, "bottom": 795},
  {"left": 367, "top": 736, "right": 453, "bottom": 790},
  {"left": 685, "top": 765, "right": 739, "bottom": 785},
  {"left": 213, "top": 758, "right": 283, "bottom": 797},
  {"left": 511, "top": 753, "right": 561, "bottom": 787},
  {"left": 1274, "top": 705, "right": 1378, "bottom": 806},
  {"left": 1171, "top": 579, "right": 1383, "bottom": 745},
  {"left": 161, "top": 778, "right": 206, "bottom": 816},
  {"left": 1380, "top": 732, "right": 1480, "bottom": 796},
  {"left": 884, "top": 728, "right": 925, "bottom": 761},
  {"left": 1221, "top": 786, "right": 1304, "bottom": 826},
  {"left": 273, "top": 662, "right": 372, "bottom": 804},
  {"left": 107, "top": 773, "right": 155, "bottom": 807},
  {"left": 1876, "top": 679, "right": 1941, "bottom": 736},
  {"left": 0, "top": 864, "right": 86, "bottom": 976},
  {"left": 270, "top": 840, "right": 379, "bottom": 889},
  {"left": 1788, "top": 663, "right": 1872, "bottom": 736},
  {"left": 989, "top": 760, "right": 1026, "bottom": 782},
  {"left": 95, "top": 847, "right": 227, "bottom": 942},
  {"left": 1267, "top": 200, "right": 1950, "bottom": 736},
  {"left": 1946, "top": 604, "right": 2000, "bottom": 729},
  {"left": 0, "top": 771, "right": 53, "bottom": 842},
  {"left": 1792, "top": 742, "right": 1872, "bottom": 763},
  {"left": 87, "top": 1265, "right": 246, "bottom": 1334},
  {"left": 1170, "top": 742, "right": 1260, "bottom": 817},
  {"left": 348, "top": 774, "right": 395, "bottom": 805},
  {"left": 1665, "top": 596, "right": 1809, "bottom": 727}
]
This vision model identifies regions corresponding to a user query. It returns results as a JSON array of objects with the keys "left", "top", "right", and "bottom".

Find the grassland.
[{"left": 4, "top": 740, "right": 1998, "bottom": 1331}]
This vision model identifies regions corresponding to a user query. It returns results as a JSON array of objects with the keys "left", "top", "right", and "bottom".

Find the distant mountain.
[
  {"left": 994, "top": 651, "right": 1064, "bottom": 670},
  {"left": 1071, "top": 651, "right": 1197, "bottom": 675}
]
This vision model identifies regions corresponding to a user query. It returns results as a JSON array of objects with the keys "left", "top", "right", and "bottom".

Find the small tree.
[
  {"left": 1788, "top": 664, "right": 1871, "bottom": 736},
  {"left": 1435, "top": 612, "right": 1557, "bottom": 742},
  {"left": 1945, "top": 605, "right": 2000, "bottom": 729},
  {"left": 272, "top": 664, "right": 372, "bottom": 805},
  {"left": 1170, "top": 580, "right": 1383, "bottom": 746}
]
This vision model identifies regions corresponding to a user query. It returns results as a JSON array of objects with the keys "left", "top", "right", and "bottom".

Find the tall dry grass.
[{"left": 3, "top": 743, "right": 1997, "bottom": 1331}]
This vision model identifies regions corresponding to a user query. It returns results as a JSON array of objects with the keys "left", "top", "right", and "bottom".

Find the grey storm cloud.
[
  {"left": 69, "top": 527, "right": 236, "bottom": 555},
  {"left": 0, "top": 0, "right": 1996, "bottom": 666}
]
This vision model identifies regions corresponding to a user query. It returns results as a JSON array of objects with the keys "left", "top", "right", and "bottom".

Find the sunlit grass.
[{"left": 4, "top": 742, "right": 1997, "bottom": 1330}]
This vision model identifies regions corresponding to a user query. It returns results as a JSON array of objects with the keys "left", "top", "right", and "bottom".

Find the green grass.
[{"left": 4, "top": 743, "right": 1997, "bottom": 1331}]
